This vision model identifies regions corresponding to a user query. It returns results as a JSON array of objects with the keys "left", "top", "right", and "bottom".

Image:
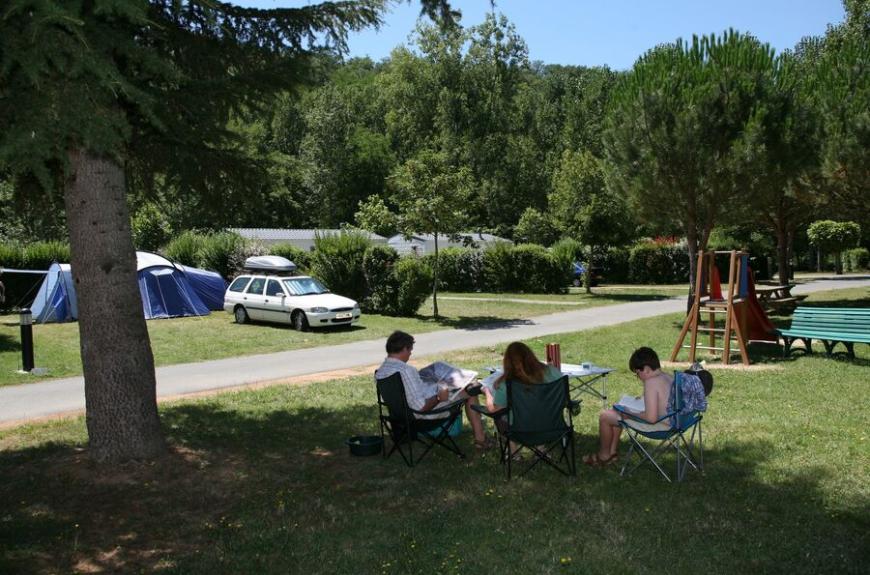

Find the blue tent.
[
  {"left": 32, "top": 252, "right": 221, "bottom": 323},
  {"left": 30, "top": 263, "right": 77, "bottom": 322},
  {"left": 174, "top": 264, "right": 227, "bottom": 311}
]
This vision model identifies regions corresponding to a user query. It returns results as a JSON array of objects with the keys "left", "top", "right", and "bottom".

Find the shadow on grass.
[
  {"left": 413, "top": 315, "right": 534, "bottom": 330},
  {"left": 0, "top": 399, "right": 867, "bottom": 574},
  {"left": 591, "top": 293, "right": 675, "bottom": 303},
  {"left": 0, "top": 332, "right": 21, "bottom": 353}
]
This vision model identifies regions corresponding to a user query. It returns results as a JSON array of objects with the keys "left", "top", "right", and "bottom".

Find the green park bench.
[{"left": 777, "top": 307, "right": 870, "bottom": 358}]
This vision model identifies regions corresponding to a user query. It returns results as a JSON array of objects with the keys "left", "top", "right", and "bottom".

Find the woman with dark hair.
[{"left": 482, "top": 341, "right": 563, "bottom": 414}]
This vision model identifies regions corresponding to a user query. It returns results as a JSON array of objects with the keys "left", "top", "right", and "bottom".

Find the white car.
[{"left": 224, "top": 261, "right": 360, "bottom": 330}]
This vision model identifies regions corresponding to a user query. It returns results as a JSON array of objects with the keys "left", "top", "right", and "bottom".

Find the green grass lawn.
[
  {"left": 0, "top": 288, "right": 867, "bottom": 574},
  {"left": 0, "top": 287, "right": 678, "bottom": 387}
]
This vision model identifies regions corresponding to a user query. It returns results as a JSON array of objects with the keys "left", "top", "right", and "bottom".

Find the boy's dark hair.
[
  {"left": 629, "top": 347, "right": 661, "bottom": 372},
  {"left": 386, "top": 330, "right": 415, "bottom": 354}
]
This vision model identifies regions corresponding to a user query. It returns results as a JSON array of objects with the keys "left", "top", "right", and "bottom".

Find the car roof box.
[{"left": 243, "top": 256, "right": 297, "bottom": 274}]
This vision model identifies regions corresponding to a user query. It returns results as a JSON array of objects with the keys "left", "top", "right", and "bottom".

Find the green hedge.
[
  {"left": 597, "top": 246, "right": 631, "bottom": 283},
  {"left": 628, "top": 243, "right": 690, "bottom": 284},
  {"left": 268, "top": 243, "right": 312, "bottom": 272},
  {"left": 844, "top": 247, "right": 869, "bottom": 272},
  {"left": 163, "top": 231, "right": 256, "bottom": 279},
  {"left": 0, "top": 241, "right": 71, "bottom": 310},
  {"left": 422, "top": 248, "right": 484, "bottom": 292},
  {"left": 482, "top": 243, "right": 567, "bottom": 293}
]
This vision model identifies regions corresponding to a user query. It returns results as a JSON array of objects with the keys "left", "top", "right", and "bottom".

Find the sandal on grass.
[
  {"left": 474, "top": 435, "right": 495, "bottom": 450},
  {"left": 582, "top": 453, "right": 619, "bottom": 467}
]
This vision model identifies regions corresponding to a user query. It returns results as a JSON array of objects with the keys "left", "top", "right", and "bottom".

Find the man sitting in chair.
[
  {"left": 375, "top": 330, "right": 493, "bottom": 450},
  {"left": 583, "top": 347, "right": 672, "bottom": 467}
]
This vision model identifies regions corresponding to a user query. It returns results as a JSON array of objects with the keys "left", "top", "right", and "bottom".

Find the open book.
[
  {"left": 418, "top": 361, "right": 478, "bottom": 399},
  {"left": 615, "top": 394, "right": 645, "bottom": 413}
]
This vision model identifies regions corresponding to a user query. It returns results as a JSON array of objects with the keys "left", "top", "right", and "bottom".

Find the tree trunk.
[
  {"left": 432, "top": 233, "right": 439, "bottom": 319},
  {"left": 584, "top": 245, "right": 593, "bottom": 294},
  {"left": 775, "top": 225, "right": 789, "bottom": 284},
  {"left": 686, "top": 222, "right": 699, "bottom": 314},
  {"left": 65, "top": 148, "right": 165, "bottom": 462}
]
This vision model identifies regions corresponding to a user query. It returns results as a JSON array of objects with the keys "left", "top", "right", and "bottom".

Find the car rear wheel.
[
  {"left": 234, "top": 306, "right": 249, "bottom": 324},
  {"left": 292, "top": 310, "right": 309, "bottom": 331}
]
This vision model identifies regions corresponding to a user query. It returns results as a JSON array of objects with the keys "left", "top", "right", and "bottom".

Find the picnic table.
[
  {"left": 754, "top": 283, "right": 807, "bottom": 313},
  {"left": 560, "top": 363, "right": 615, "bottom": 408}
]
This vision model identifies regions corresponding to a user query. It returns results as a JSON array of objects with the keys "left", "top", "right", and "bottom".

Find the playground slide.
[{"left": 743, "top": 269, "right": 777, "bottom": 342}]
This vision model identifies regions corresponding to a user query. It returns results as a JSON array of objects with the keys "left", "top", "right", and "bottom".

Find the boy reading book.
[{"left": 582, "top": 347, "right": 672, "bottom": 467}]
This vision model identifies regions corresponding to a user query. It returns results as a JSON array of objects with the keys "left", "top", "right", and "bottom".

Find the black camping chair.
[
  {"left": 376, "top": 372, "right": 465, "bottom": 467},
  {"left": 475, "top": 375, "right": 577, "bottom": 479}
]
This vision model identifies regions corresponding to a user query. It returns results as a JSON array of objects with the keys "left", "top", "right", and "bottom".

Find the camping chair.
[
  {"left": 616, "top": 372, "right": 704, "bottom": 482},
  {"left": 376, "top": 372, "right": 465, "bottom": 467},
  {"left": 475, "top": 375, "right": 578, "bottom": 479}
]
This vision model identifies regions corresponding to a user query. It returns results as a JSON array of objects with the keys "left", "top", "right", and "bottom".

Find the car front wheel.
[
  {"left": 234, "top": 306, "right": 249, "bottom": 324},
  {"left": 292, "top": 310, "right": 309, "bottom": 331}
]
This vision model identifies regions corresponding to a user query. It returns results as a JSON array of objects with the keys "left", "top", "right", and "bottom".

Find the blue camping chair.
[{"left": 616, "top": 372, "right": 705, "bottom": 482}]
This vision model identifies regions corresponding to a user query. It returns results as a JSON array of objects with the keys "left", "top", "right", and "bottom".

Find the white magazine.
[{"left": 418, "top": 362, "right": 478, "bottom": 398}]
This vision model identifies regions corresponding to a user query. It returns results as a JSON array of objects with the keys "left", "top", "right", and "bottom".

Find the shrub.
[
  {"left": 423, "top": 248, "right": 484, "bottom": 292},
  {"left": 394, "top": 257, "right": 432, "bottom": 316},
  {"left": 0, "top": 240, "right": 70, "bottom": 310},
  {"left": 512, "top": 244, "right": 565, "bottom": 293},
  {"left": 844, "top": 247, "right": 869, "bottom": 271},
  {"left": 483, "top": 243, "right": 564, "bottom": 293},
  {"left": 628, "top": 242, "right": 690, "bottom": 284},
  {"left": 310, "top": 231, "right": 370, "bottom": 302},
  {"left": 199, "top": 232, "right": 249, "bottom": 280},
  {"left": 550, "top": 238, "right": 583, "bottom": 285},
  {"left": 163, "top": 231, "right": 206, "bottom": 267},
  {"left": 0, "top": 241, "right": 25, "bottom": 270},
  {"left": 163, "top": 231, "right": 256, "bottom": 279},
  {"left": 268, "top": 243, "right": 312, "bottom": 272},
  {"left": 23, "top": 241, "right": 70, "bottom": 269},
  {"left": 598, "top": 246, "right": 631, "bottom": 283},
  {"left": 131, "top": 202, "right": 172, "bottom": 251},
  {"left": 482, "top": 241, "right": 515, "bottom": 292},
  {"left": 362, "top": 245, "right": 400, "bottom": 313}
]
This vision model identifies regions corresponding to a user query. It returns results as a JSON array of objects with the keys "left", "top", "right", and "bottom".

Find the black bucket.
[{"left": 346, "top": 435, "right": 383, "bottom": 456}]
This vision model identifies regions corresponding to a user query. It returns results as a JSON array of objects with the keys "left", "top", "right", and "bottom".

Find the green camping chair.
[
  {"left": 376, "top": 372, "right": 465, "bottom": 467},
  {"left": 476, "top": 375, "right": 578, "bottom": 479},
  {"left": 616, "top": 371, "right": 705, "bottom": 482}
]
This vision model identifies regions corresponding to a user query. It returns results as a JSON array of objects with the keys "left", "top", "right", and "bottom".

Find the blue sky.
[{"left": 241, "top": 0, "right": 846, "bottom": 69}]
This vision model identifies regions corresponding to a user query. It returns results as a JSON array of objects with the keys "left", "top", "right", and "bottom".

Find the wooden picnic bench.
[
  {"left": 755, "top": 283, "right": 807, "bottom": 313},
  {"left": 777, "top": 307, "right": 870, "bottom": 358}
]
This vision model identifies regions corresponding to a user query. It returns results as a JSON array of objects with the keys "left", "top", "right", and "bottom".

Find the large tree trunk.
[{"left": 65, "top": 148, "right": 165, "bottom": 462}]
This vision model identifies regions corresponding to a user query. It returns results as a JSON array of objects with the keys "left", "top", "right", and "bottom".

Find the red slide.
[{"left": 742, "top": 268, "right": 777, "bottom": 342}]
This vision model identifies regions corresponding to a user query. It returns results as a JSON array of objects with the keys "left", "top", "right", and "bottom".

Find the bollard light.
[{"left": 20, "top": 308, "right": 34, "bottom": 372}]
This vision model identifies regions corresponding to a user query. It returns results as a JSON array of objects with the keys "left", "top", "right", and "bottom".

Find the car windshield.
[{"left": 282, "top": 277, "right": 329, "bottom": 296}]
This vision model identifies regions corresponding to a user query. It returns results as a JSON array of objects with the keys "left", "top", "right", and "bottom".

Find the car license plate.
[{"left": 335, "top": 312, "right": 352, "bottom": 319}]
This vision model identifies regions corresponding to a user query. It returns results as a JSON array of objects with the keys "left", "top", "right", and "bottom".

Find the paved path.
[{"left": 1, "top": 277, "right": 867, "bottom": 425}]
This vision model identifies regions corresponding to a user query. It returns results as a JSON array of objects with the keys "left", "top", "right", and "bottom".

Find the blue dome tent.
[
  {"left": 30, "top": 263, "right": 77, "bottom": 322},
  {"left": 31, "top": 252, "right": 221, "bottom": 323}
]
